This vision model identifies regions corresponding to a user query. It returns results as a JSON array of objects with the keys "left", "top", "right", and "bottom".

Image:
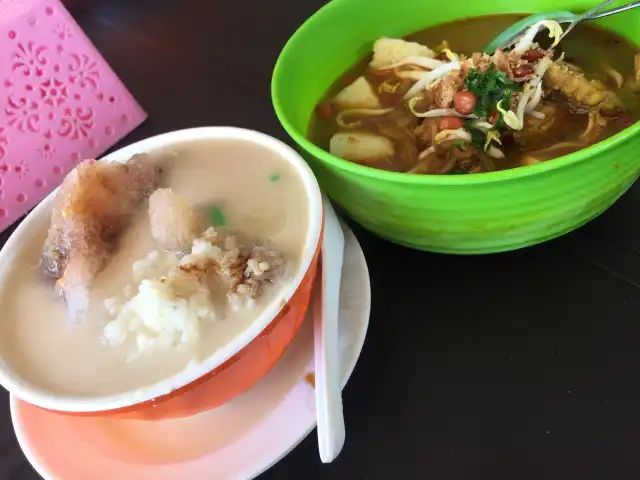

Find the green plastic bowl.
[{"left": 272, "top": 0, "right": 640, "bottom": 254}]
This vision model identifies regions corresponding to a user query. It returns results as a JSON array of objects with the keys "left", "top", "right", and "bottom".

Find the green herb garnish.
[
  {"left": 463, "top": 119, "right": 486, "bottom": 149},
  {"left": 469, "top": 129, "right": 486, "bottom": 149},
  {"left": 464, "top": 65, "right": 519, "bottom": 119},
  {"left": 269, "top": 173, "right": 281, "bottom": 182},
  {"left": 461, "top": 65, "right": 520, "bottom": 150},
  {"left": 209, "top": 206, "right": 226, "bottom": 226}
]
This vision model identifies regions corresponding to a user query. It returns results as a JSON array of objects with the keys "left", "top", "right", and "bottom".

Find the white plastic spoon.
[{"left": 313, "top": 197, "right": 346, "bottom": 463}]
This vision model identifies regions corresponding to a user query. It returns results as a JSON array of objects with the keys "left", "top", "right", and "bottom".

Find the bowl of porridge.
[{"left": 0, "top": 127, "right": 323, "bottom": 420}]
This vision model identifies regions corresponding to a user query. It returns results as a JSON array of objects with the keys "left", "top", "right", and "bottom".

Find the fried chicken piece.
[
  {"left": 148, "top": 189, "right": 207, "bottom": 253},
  {"left": 41, "top": 155, "right": 162, "bottom": 319},
  {"left": 544, "top": 63, "right": 622, "bottom": 116}
]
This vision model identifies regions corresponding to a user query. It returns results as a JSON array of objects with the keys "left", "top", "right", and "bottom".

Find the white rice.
[{"left": 102, "top": 227, "right": 284, "bottom": 358}]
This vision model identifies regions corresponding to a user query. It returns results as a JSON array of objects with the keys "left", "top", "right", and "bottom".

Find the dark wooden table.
[{"left": 1, "top": 1, "right": 639, "bottom": 478}]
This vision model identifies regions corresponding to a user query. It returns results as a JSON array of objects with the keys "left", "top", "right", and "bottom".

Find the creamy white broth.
[{"left": 0, "top": 139, "right": 309, "bottom": 397}]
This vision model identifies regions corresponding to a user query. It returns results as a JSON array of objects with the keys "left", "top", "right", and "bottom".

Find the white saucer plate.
[{"left": 11, "top": 222, "right": 370, "bottom": 480}]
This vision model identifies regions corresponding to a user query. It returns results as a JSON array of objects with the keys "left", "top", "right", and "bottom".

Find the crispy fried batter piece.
[
  {"left": 148, "top": 188, "right": 207, "bottom": 253},
  {"left": 41, "top": 154, "right": 161, "bottom": 318}
]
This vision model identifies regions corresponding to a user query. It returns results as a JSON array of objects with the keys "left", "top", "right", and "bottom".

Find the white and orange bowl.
[
  {"left": 0, "top": 127, "right": 324, "bottom": 421},
  {"left": 10, "top": 223, "right": 371, "bottom": 480}
]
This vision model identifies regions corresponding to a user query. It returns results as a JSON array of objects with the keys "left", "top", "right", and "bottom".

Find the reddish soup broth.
[{"left": 308, "top": 15, "right": 640, "bottom": 175}]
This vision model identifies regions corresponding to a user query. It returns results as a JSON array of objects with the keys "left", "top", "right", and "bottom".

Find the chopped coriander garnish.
[
  {"left": 463, "top": 119, "right": 486, "bottom": 148},
  {"left": 209, "top": 206, "right": 226, "bottom": 226},
  {"left": 468, "top": 129, "right": 486, "bottom": 149},
  {"left": 462, "top": 65, "right": 520, "bottom": 152},
  {"left": 464, "top": 65, "right": 519, "bottom": 119},
  {"left": 269, "top": 173, "right": 281, "bottom": 182}
]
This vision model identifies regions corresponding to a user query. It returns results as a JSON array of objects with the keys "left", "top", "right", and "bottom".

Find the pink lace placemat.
[{"left": 0, "top": 0, "right": 147, "bottom": 233}]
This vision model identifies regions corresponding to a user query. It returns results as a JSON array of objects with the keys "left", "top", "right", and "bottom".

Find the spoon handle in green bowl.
[{"left": 484, "top": 11, "right": 578, "bottom": 53}]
